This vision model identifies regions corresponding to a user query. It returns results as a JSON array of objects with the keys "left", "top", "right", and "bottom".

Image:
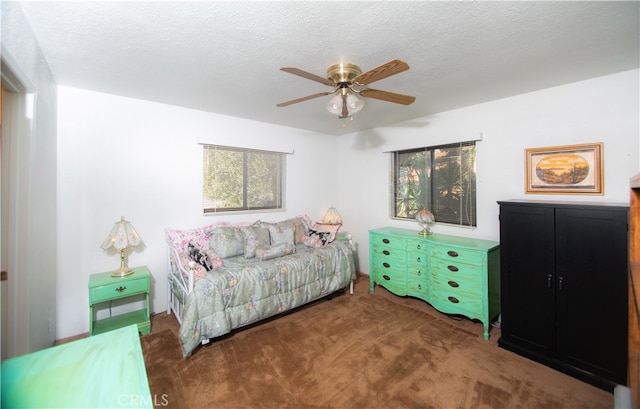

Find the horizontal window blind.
[
  {"left": 202, "top": 145, "right": 286, "bottom": 213},
  {"left": 391, "top": 141, "right": 476, "bottom": 227}
]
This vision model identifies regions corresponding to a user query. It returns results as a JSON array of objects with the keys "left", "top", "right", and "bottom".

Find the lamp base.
[
  {"left": 419, "top": 227, "right": 433, "bottom": 236},
  {"left": 111, "top": 267, "right": 134, "bottom": 277}
]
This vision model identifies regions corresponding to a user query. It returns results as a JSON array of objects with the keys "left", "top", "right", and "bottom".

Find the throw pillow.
[
  {"left": 307, "top": 229, "right": 333, "bottom": 245},
  {"left": 242, "top": 223, "right": 271, "bottom": 259},
  {"left": 276, "top": 217, "right": 309, "bottom": 244},
  {"left": 265, "top": 224, "right": 295, "bottom": 247},
  {"left": 256, "top": 242, "right": 296, "bottom": 261},
  {"left": 207, "top": 226, "right": 245, "bottom": 258},
  {"left": 188, "top": 242, "right": 213, "bottom": 271}
]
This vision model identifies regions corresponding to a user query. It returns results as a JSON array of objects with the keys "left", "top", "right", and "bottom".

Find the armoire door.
[
  {"left": 499, "top": 203, "right": 556, "bottom": 356},
  {"left": 555, "top": 206, "right": 628, "bottom": 385}
]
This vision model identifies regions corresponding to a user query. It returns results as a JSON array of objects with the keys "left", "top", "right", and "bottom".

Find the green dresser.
[{"left": 369, "top": 227, "right": 500, "bottom": 339}]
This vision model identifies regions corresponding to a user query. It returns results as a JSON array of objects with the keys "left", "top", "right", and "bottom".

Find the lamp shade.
[
  {"left": 101, "top": 216, "right": 142, "bottom": 277},
  {"left": 101, "top": 216, "right": 142, "bottom": 251},
  {"left": 322, "top": 206, "right": 342, "bottom": 225},
  {"left": 325, "top": 95, "right": 343, "bottom": 115},
  {"left": 346, "top": 94, "right": 364, "bottom": 114}
]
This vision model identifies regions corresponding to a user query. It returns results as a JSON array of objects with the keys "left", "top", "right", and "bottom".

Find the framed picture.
[{"left": 525, "top": 143, "right": 604, "bottom": 195}]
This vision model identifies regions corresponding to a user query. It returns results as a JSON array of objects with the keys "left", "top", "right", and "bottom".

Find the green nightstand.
[{"left": 88, "top": 265, "right": 151, "bottom": 335}]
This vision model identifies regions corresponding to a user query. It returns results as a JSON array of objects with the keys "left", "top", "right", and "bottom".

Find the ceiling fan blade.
[
  {"left": 276, "top": 91, "right": 334, "bottom": 107},
  {"left": 359, "top": 89, "right": 416, "bottom": 105},
  {"left": 280, "top": 67, "right": 334, "bottom": 86},
  {"left": 352, "top": 59, "right": 410, "bottom": 86}
]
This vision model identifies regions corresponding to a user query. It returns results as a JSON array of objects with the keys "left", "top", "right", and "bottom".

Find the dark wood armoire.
[{"left": 498, "top": 200, "right": 628, "bottom": 392}]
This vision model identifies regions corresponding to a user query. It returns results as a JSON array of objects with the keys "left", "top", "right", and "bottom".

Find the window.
[
  {"left": 392, "top": 142, "right": 476, "bottom": 227},
  {"left": 203, "top": 145, "right": 285, "bottom": 213}
]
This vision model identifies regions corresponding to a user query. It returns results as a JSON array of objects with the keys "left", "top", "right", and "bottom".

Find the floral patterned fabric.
[
  {"left": 207, "top": 226, "right": 246, "bottom": 258},
  {"left": 255, "top": 242, "right": 295, "bottom": 261},
  {"left": 178, "top": 240, "right": 356, "bottom": 357},
  {"left": 241, "top": 223, "right": 271, "bottom": 259}
]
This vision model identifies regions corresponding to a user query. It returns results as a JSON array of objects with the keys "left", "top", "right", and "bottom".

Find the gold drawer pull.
[
  {"left": 116, "top": 286, "right": 126, "bottom": 293},
  {"left": 383, "top": 275, "right": 391, "bottom": 281},
  {"left": 448, "top": 265, "right": 459, "bottom": 272},
  {"left": 383, "top": 262, "right": 391, "bottom": 268},
  {"left": 448, "top": 296, "right": 459, "bottom": 304},
  {"left": 448, "top": 280, "right": 459, "bottom": 288},
  {"left": 383, "top": 250, "right": 390, "bottom": 255},
  {"left": 447, "top": 250, "right": 459, "bottom": 257},
  {"left": 382, "top": 238, "right": 390, "bottom": 244}
]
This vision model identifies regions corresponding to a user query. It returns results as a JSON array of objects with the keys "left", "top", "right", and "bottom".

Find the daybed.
[{"left": 166, "top": 216, "right": 356, "bottom": 357}]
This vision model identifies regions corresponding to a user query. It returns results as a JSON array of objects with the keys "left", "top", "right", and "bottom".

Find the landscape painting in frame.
[{"left": 525, "top": 143, "right": 604, "bottom": 195}]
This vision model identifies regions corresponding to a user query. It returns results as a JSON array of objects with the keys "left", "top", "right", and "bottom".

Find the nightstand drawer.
[{"left": 90, "top": 278, "right": 149, "bottom": 304}]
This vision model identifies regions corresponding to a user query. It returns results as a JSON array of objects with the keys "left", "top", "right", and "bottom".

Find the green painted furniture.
[
  {"left": 1, "top": 324, "right": 153, "bottom": 408},
  {"left": 89, "top": 265, "right": 151, "bottom": 335},
  {"left": 369, "top": 227, "right": 500, "bottom": 339}
]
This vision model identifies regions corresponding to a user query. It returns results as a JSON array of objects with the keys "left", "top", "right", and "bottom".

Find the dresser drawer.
[
  {"left": 428, "top": 245, "right": 484, "bottom": 266},
  {"left": 429, "top": 257, "right": 482, "bottom": 285},
  {"left": 407, "top": 279, "right": 429, "bottom": 299},
  {"left": 406, "top": 239, "right": 428, "bottom": 253},
  {"left": 372, "top": 266, "right": 407, "bottom": 296},
  {"left": 90, "top": 277, "right": 149, "bottom": 304},
  {"left": 406, "top": 251, "right": 427, "bottom": 268},
  {"left": 370, "top": 233, "right": 406, "bottom": 250},
  {"left": 371, "top": 244, "right": 406, "bottom": 262},
  {"left": 429, "top": 277, "right": 484, "bottom": 318}
]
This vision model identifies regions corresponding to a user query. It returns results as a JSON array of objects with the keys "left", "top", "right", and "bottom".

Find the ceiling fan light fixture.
[
  {"left": 346, "top": 93, "right": 364, "bottom": 114},
  {"left": 325, "top": 95, "right": 343, "bottom": 115}
]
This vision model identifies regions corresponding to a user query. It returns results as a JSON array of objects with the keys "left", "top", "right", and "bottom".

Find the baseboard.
[{"left": 54, "top": 332, "right": 88, "bottom": 346}]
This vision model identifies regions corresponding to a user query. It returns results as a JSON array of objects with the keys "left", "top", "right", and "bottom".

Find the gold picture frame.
[{"left": 525, "top": 143, "right": 604, "bottom": 195}]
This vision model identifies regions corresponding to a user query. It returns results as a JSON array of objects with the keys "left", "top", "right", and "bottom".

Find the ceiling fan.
[{"left": 276, "top": 59, "right": 416, "bottom": 120}]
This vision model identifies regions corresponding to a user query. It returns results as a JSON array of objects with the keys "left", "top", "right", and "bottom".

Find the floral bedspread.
[{"left": 179, "top": 240, "right": 356, "bottom": 357}]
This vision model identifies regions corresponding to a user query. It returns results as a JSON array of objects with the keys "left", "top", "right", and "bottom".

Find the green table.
[
  {"left": 89, "top": 265, "right": 151, "bottom": 335},
  {"left": 1, "top": 324, "right": 153, "bottom": 408}
]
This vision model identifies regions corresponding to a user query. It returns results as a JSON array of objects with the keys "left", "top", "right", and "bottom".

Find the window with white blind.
[
  {"left": 202, "top": 145, "right": 285, "bottom": 213},
  {"left": 391, "top": 141, "right": 477, "bottom": 227}
]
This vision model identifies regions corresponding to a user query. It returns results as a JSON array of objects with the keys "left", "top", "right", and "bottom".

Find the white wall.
[
  {"left": 56, "top": 87, "right": 341, "bottom": 339},
  {"left": 58, "top": 70, "right": 639, "bottom": 339},
  {"left": 339, "top": 69, "right": 640, "bottom": 276},
  {"left": 1, "top": 1, "right": 58, "bottom": 355}
]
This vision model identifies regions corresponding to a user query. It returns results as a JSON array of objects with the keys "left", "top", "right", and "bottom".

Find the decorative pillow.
[
  {"left": 207, "top": 226, "right": 245, "bottom": 258},
  {"left": 166, "top": 224, "right": 224, "bottom": 254},
  {"left": 311, "top": 223, "right": 340, "bottom": 244},
  {"left": 302, "top": 234, "right": 324, "bottom": 248},
  {"left": 306, "top": 229, "right": 334, "bottom": 246},
  {"left": 242, "top": 223, "right": 271, "bottom": 259},
  {"left": 188, "top": 242, "right": 213, "bottom": 271},
  {"left": 313, "top": 222, "right": 341, "bottom": 235},
  {"left": 256, "top": 242, "right": 296, "bottom": 261},
  {"left": 204, "top": 248, "right": 224, "bottom": 270},
  {"left": 265, "top": 224, "right": 295, "bottom": 246},
  {"left": 276, "top": 217, "right": 309, "bottom": 244},
  {"left": 179, "top": 253, "right": 207, "bottom": 280}
]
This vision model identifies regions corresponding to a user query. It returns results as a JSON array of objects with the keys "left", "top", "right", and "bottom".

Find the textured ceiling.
[{"left": 15, "top": 1, "right": 640, "bottom": 136}]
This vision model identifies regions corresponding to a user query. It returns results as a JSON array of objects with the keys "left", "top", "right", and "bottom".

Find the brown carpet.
[{"left": 141, "top": 276, "right": 612, "bottom": 409}]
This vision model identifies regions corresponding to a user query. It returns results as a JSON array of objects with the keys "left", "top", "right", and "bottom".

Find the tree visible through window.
[
  {"left": 392, "top": 142, "right": 476, "bottom": 227},
  {"left": 203, "top": 145, "right": 284, "bottom": 212}
]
